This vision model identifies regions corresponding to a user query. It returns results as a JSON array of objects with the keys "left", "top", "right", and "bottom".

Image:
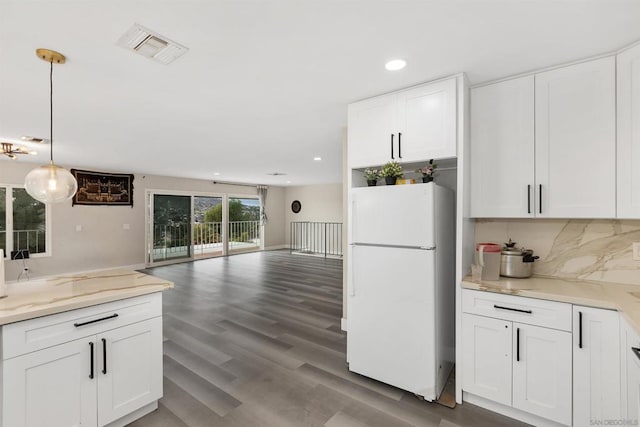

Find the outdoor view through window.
[
  {"left": 0, "top": 187, "right": 47, "bottom": 257},
  {"left": 152, "top": 194, "right": 260, "bottom": 263}
]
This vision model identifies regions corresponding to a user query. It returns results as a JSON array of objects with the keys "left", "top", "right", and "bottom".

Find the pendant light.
[{"left": 24, "top": 49, "right": 77, "bottom": 204}]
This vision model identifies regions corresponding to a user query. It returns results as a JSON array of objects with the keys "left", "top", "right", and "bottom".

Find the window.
[{"left": 0, "top": 185, "right": 50, "bottom": 258}]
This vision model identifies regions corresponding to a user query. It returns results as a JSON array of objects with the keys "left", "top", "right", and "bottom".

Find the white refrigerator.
[{"left": 347, "top": 183, "right": 455, "bottom": 401}]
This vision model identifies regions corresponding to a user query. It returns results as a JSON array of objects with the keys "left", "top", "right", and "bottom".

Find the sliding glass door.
[
  {"left": 147, "top": 191, "right": 262, "bottom": 266},
  {"left": 193, "top": 196, "right": 224, "bottom": 258},
  {"left": 151, "top": 194, "right": 191, "bottom": 263},
  {"left": 228, "top": 197, "right": 261, "bottom": 254}
]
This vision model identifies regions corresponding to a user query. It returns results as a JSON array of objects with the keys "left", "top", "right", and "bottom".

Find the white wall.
[
  {"left": 0, "top": 161, "right": 286, "bottom": 279},
  {"left": 284, "top": 183, "right": 343, "bottom": 245}
]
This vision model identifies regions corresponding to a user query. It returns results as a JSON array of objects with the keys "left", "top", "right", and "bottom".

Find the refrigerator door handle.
[{"left": 351, "top": 243, "right": 435, "bottom": 250}]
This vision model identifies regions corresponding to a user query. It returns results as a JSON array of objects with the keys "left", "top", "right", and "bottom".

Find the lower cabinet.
[
  {"left": 572, "top": 306, "right": 621, "bottom": 426},
  {"left": 3, "top": 337, "right": 98, "bottom": 427},
  {"left": 97, "top": 318, "right": 163, "bottom": 426},
  {"left": 462, "top": 312, "right": 572, "bottom": 425},
  {"left": 512, "top": 323, "right": 572, "bottom": 425},
  {"left": 622, "top": 316, "right": 640, "bottom": 422},
  {"left": 1, "top": 294, "right": 163, "bottom": 427},
  {"left": 462, "top": 290, "right": 625, "bottom": 427}
]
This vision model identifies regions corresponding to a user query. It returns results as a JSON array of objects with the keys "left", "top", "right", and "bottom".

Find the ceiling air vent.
[{"left": 117, "top": 24, "right": 188, "bottom": 65}]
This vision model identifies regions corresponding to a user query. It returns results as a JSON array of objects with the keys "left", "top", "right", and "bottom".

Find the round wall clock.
[{"left": 291, "top": 200, "right": 302, "bottom": 213}]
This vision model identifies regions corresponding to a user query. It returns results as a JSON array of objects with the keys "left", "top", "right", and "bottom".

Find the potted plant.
[
  {"left": 380, "top": 161, "right": 403, "bottom": 185},
  {"left": 363, "top": 168, "right": 381, "bottom": 186},
  {"left": 416, "top": 159, "right": 437, "bottom": 183}
]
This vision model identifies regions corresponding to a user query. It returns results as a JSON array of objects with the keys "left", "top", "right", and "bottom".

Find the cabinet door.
[
  {"left": 573, "top": 306, "right": 621, "bottom": 426},
  {"left": 347, "top": 93, "right": 398, "bottom": 168},
  {"left": 397, "top": 78, "right": 457, "bottom": 162},
  {"left": 461, "top": 313, "right": 512, "bottom": 406},
  {"left": 512, "top": 323, "right": 572, "bottom": 425},
  {"left": 624, "top": 320, "right": 640, "bottom": 422},
  {"left": 3, "top": 338, "right": 97, "bottom": 427},
  {"left": 470, "top": 76, "right": 535, "bottom": 217},
  {"left": 617, "top": 43, "right": 640, "bottom": 218},
  {"left": 535, "top": 57, "right": 616, "bottom": 218},
  {"left": 97, "top": 317, "right": 163, "bottom": 426}
]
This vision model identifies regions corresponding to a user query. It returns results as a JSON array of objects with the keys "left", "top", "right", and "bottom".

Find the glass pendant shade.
[{"left": 25, "top": 163, "right": 78, "bottom": 203}]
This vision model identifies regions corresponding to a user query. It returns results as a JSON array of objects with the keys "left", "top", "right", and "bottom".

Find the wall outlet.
[
  {"left": 122, "top": 224, "right": 130, "bottom": 230},
  {"left": 633, "top": 242, "right": 640, "bottom": 261},
  {"left": 75, "top": 225, "right": 82, "bottom": 232}
]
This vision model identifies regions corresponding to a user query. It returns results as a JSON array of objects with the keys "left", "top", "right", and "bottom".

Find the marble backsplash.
[{"left": 475, "top": 219, "right": 640, "bottom": 285}]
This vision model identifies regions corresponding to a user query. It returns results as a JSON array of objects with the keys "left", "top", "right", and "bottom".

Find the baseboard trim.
[
  {"left": 341, "top": 318, "right": 348, "bottom": 331},
  {"left": 462, "top": 392, "right": 566, "bottom": 427},
  {"left": 105, "top": 400, "right": 158, "bottom": 427},
  {"left": 265, "top": 244, "right": 288, "bottom": 250}
]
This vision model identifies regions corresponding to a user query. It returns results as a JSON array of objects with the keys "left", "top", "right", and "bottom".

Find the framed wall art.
[{"left": 71, "top": 169, "right": 134, "bottom": 207}]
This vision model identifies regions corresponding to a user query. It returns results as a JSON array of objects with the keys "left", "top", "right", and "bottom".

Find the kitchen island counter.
[{"left": 0, "top": 268, "right": 173, "bottom": 326}]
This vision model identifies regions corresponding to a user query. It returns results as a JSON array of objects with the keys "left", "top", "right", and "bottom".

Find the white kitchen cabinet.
[
  {"left": 622, "top": 316, "right": 640, "bottom": 422},
  {"left": 461, "top": 290, "right": 572, "bottom": 425},
  {"left": 3, "top": 337, "right": 98, "bottom": 427},
  {"left": 572, "top": 306, "right": 621, "bottom": 426},
  {"left": 512, "top": 323, "right": 572, "bottom": 426},
  {"left": 461, "top": 313, "right": 512, "bottom": 406},
  {"left": 469, "top": 56, "right": 616, "bottom": 219},
  {"left": 348, "top": 78, "right": 457, "bottom": 168},
  {"left": 97, "top": 317, "right": 163, "bottom": 426},
  {"left": 396, "top": 78, "right": 457, "bottom": 162},
  {"left": 617, "top": 43, "right": 640, "bottom": 218},
  {"left": 347, "top": 93, "right": 397, "bottom": 169},
  {"left": 535, "top": 56, "right": 616, "bottom": 218},
  {"left": 1, "top": 293, "right": 163, "bottom": 427},
  {"left": 470, "top": 76, "right": 535, "bottom": 217}
]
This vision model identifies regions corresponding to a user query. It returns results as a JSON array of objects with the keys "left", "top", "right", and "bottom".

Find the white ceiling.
[{"left": 1, "top": 0, "right": 640, "bottom": 186}]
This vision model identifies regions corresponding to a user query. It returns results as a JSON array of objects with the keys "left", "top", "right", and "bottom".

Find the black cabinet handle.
[
  {"left": 102, "top": 338, "right": 107, "bottom": 375},
  {"left": 493, "top": 304, "right": 533, "bottom": 314},
  {"left": 578, "top": 311, "right": 583, "bottom": 349},
  {"left": 390, "top": 134, "right": 395, "bottom": 159},
  {"left": 527, "top": 185, "right": 531, "bottom": 214},
  {"left": 398, "top": 132, "right": 402, "bottom": 159},
  {"left": 516, "top": 328, "right": 520, "bottom": 362},
  {"left": 632, "top": 347, "right": 640, "bottom": 361},
  {"left": 539, "top": 184, "right": 543, "bottom": 214},
  {"left": 89, "top": 342, "right": 94, "bottom": 379},
  {"left": 74, "top": 313, "right": 119, "bottom": 328}
]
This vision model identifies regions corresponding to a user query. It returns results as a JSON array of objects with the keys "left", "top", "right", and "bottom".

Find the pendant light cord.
[{"left": 49, "top": 59, "right": 53, "bottom": 164}]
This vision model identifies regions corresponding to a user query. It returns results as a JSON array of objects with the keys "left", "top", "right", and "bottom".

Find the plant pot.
[
  {"left": 367, "top": 180, "right": 377, "bottom": 187},
  {"left": 422, "top": 176, "right": 433, "bottom": 183},
  {"left": 384, "top": 176, "right": 397, "bottom": 185}
]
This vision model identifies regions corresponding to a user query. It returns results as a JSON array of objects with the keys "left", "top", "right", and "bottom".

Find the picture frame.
[{"left": 71, "top": 169, "right": 134, "bottom": 207}]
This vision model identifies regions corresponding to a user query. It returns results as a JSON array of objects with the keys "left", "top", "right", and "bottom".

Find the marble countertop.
[
  {"left": 0, "top": 269, "right": 173, "bottom": 326},
  {"left": 462, "top": 275, "right": 640, "bottom": 334}
]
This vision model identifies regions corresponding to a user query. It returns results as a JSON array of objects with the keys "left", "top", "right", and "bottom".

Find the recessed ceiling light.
[
  {"left": 286, "top": 181, "right": 292, "bottom": 184},
  {"left": 313, "top": 156, "right": 322, "bottom": 161},
  {"left": 385, "top": 59, "right": 406, "bottom": 71},
  {"left": 213, "top": 172, "right": 220, "bottom": 176}
]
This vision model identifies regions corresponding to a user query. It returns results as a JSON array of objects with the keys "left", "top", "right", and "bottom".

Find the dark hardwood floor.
[{"left": 132, "top": 250, "right": 526, "bottom": 427}]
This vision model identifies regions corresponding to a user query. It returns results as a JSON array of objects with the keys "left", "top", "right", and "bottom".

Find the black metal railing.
[{"left": 290, "top": 222, "right": 343, "bottom": 258}]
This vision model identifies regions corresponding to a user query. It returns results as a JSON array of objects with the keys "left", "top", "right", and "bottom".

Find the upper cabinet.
[
  {"left": 348, "top": 78, "right": 457, "bottom": 169},
  {"left": 470, "top": 76, "right": 535, "bottom": 217},
  {"left": 535, "top": 57, "right": 616, "bottom": 218},
  {"left": 470, "top": 57, "right": 616, "bottom": 218},
  {"left": 617, "top": 43, "right": 640, "bottom": 218}
]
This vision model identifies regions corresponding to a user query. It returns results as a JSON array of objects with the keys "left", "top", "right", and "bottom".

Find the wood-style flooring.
[{"left": 132, "top": 250, "right": 526, "bottom": 427}]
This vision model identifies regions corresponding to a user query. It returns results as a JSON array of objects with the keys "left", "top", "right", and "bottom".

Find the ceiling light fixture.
[
  {"left": 24, "top": 49, "right": 78, "bottom": 204},
  {"left": 213, "top": 172, "right": 221, "bottom": 176},
  {"left": 385, "top": 59, "right": 407, "bottom": 71},
  {"left": 1, "top": 142, "right": 33, "bottom": 160},
  {"left": 313, "top": 157, "right": 322, "bottom": 161}
]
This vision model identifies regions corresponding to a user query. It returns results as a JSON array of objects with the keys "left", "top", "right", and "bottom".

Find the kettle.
[{"left": 500, "top": 240, "right": 539, "bottom": 278}]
